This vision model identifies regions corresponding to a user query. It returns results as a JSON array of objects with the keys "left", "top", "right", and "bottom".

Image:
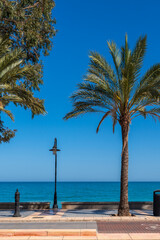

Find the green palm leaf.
[{"left": 0, "top": 35, "right": 46, "bottom": 142}]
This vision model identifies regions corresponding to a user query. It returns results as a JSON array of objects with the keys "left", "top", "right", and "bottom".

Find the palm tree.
[
  {"left": 0, "top": 35, "right": 45, "bottom": 143},
  {"left": 64, "top": 35, "right": 160, "bottom": 216}
]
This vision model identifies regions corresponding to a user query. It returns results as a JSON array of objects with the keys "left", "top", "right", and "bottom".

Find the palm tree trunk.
[{"left": 118, "top": 121, "right": 130, "bottom": 216}]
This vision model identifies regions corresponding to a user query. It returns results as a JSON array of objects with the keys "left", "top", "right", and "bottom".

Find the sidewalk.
[
  {"left": 0, "top": 210, "right": 160, "bottom": 239},
  {"left": 0, "top": 232, "right": 160, "bottom": 239},
  {"left": 0, "top": 209, "right": 159, "bottom": 222}
]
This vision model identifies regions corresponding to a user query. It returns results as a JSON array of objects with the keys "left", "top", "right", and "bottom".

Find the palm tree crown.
[
  {"left": 0, "top": 35, "right": 46, "bottom": 143},
  {"left": 64, "top": 35, "right": 160, "bottom": 216},
  {"left": 64, "top": 35, "right": 160, "bottom": 128}
]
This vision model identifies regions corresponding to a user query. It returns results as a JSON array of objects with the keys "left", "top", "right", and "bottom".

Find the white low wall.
[{"left": 61, "top": 201, "right": 153, "bottom": 210}]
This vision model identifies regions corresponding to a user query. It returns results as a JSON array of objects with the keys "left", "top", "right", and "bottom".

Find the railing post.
[{"left": 13, "top": 189, "right": 21, "bottom": 217}]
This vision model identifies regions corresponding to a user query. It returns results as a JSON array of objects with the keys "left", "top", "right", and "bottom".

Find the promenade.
[
  {"left": 0, "top": 209, "right": 160, "bottom": 239},
  {"left": 0, "top": 209, "right": 158, "bottom": 222}
]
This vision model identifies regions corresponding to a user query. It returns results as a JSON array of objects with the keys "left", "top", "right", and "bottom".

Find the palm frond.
[
  {"left": 96, "top": 111, "right": 111, "bottom": 133},
  {"left": 0, "top": 107, "right": 14, "bottom": 121},
  {"left": 130, "top": 64, "right": 160, "bottom": 107},
  {"left": 63, "top": 107, "right": 98, "bottom": 120},
  {"left": 89, "top": 51, "right": 118, "bottom": 90},
  {"left": 130, "top": 35, "right": 147, "bottom": 81},
  {"left": 0, "top": 35, "right": 46, "bottom": 124},
  {"left": 107, "top": 40, "right": 121, "bottom": 80},
  {"left": 64, "top": 34, "right": 160, "bottom": 132},
  {"left": 133, "top": 107, "right": 160, "bottom": 121}
]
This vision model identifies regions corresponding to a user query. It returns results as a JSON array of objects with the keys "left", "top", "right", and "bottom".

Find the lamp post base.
[
  {"left": 13, "top": 211, "right": 21, "bottom": 217},
  {"left": 53, "top": 192, "right": 58, "bottom": 209},
  {"left": 53, "top": 204, "right": 58, "bottom": 209},
  {"left": 13, "top": 213, "right": 21, "bottom": 217}
]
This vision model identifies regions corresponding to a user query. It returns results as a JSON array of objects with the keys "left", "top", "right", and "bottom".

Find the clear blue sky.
[{"left": 1, "top": 0, "right": 160, "bottom": 182}]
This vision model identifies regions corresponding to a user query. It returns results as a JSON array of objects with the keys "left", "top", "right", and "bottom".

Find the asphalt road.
[{"left": 0, "top": 221, "right": 97, "bottom": 229}]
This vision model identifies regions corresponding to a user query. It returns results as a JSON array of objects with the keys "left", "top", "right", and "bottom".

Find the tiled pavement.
[
  {"left": 62, "top": 209, "right": 153, "bottom": 218},
  {"left": 0, "top": 210, "right": 160, "bottom": 239},
  {"left": 1, "top": 233, "right": 160, "bottom": 240},
  {"left": 0, "top": 210, "right": 34, "bottom": 218},
  {"left": 97, "top": 221, "right": 160, "bottom": 233},
  {"left": 62, "top": 210, "right": 116, "bottom": 217},
  {"left": 0, "top": 209, "right": 155, "bottom": 222}
]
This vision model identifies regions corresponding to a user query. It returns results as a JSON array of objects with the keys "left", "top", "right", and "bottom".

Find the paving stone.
[
  {"left": 0, "top": 209, "right": 155, "bottom": 220},
  {"left": 30, "top": 238, "right": 63, "bottom": 240},
  {"left": 129, "top": 233, "right": 160, "bottom": 239},
  {"left": 0, "top": 210, "right": 34, "bottom": 218},
  {"left": 63, "top": 237, "right": 97, "bottom": 240},
  {"left": 97, "top": 233, "right": 131, "bottom": 239},
  {"left": 97, "top": 221, "right": 160, "bottom": 233},
  {"left": 30, "top": 237, "right": 63, "bottom": 240},
  {"left": 62, "top": 210, "right": 117, "bottom": 218},
  {"left": 0, "top": 238, "right": 30, "bottom": 240}
]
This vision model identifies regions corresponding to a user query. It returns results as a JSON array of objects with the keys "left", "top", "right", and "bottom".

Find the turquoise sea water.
[{"left": 0, "top": 182, "right": 160, "bottom": 208}]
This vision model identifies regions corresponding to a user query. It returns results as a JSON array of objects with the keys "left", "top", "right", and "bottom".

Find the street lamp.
[{"left": 49, "top": 138, "right": 60, "bottom": 209}]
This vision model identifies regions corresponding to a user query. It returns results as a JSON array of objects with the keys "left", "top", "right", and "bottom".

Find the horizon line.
[{"left": 0, "top": 181, "right": 160, "bottom": 183}]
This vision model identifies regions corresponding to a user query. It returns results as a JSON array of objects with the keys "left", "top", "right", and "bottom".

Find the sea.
[{"left": 0, "top": 182, "right": 160, "bottom": 208}]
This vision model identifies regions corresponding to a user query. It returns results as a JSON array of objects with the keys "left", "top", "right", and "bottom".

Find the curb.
[
  {"left": 0, "top": 217, "right": 160, "bottom": 222},
  {"left": 0, "top": 229, "right": 97, "bottom": 237}
]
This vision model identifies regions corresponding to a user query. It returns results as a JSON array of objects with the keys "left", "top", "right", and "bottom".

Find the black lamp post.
[{"left": 49, "top": 138, "right": 60, "bottom": 209}]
